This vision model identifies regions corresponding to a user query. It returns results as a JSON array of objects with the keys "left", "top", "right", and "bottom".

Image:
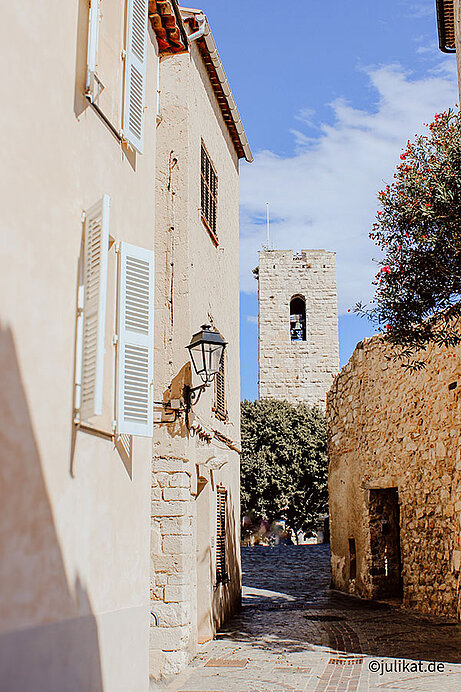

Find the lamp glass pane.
[
  {"left": 189, "top": 343, "right": 206, "bottom": 375},
  {"left": 208, "top": 344, "right": 223, "bottom": 375}
]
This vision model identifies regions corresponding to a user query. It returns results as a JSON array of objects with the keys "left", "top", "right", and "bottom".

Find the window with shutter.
[
  {"left": 80, "top": 195, "right": 110, "bottom": 419},
  {"left": 86, "top": 0, "right": 101, "bottom": 101},
  {"left": 116, "top": 242, "right": 155, "bottom": 437},
  {"left": 122, "top": 0, "right": 148, "bottom": 153},
  {"left": 214, "top": 355, "right": 227, "bottom": 420},
  {"left": 201, "top": 144, "right": 218, "bottom": 243},
  {"left": 216, "top": 486, "right": 229, "bottom": 585}
]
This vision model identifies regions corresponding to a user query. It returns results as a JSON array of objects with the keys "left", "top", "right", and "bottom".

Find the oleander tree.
[
  {"left": 356, "top": 108, "right": 461, "bottom": 368},
  {"left": 240, "top": 398, "right": 328, "bottom": 539}
]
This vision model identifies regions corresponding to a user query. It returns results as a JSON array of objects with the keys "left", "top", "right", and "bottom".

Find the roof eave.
[
  {"left": 435, "top": 0, "right": 457, "bottom": 53},
  {"left": 181, "top": 9, "right": 253, "bottom": 163}
]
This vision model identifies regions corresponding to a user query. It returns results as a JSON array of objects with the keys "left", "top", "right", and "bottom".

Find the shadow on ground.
[{"left": 214, "top": 545, "right": 461, "bottom": 663}]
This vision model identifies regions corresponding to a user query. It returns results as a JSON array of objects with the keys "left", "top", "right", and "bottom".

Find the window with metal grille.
[
  {"left": 214, "top": 355, "right": 227, "bottom": 420},
  {"left": 216, "top": 486, "right": 229, "bottom": 585},
  {"left": 201, "top": 144, "right": 218, "bottom": 243}
]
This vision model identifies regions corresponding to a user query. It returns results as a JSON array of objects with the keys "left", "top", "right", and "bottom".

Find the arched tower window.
[{"left": 290, "top": 296, "right": 306, "bottom": 341}]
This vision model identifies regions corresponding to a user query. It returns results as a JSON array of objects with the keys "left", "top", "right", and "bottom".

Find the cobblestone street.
[{"left": 156, "top": 545, "right": 461, "bottom": 692}]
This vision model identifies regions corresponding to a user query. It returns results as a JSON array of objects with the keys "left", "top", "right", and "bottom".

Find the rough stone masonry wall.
[
  {"left": 150, "top": 456, "right": 195, "bottom": 677},
  {"left": 258, "top": 250, "right": 339, "bottom": 409},
  {"left": 327, "top": 333, "right": 461, "bottom": 618}
]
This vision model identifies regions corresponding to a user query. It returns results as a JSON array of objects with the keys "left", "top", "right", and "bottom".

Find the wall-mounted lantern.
[
  {"left": 186, "top": 324, "right": 227, "bottom": 383},
  {"left": 185, "top": 325, "right": 227, "bottom": 412}
]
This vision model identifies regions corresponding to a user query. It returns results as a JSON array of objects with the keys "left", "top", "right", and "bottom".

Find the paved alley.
[{"left": 154, "top": 544, "right": 461, "bottom": 692}]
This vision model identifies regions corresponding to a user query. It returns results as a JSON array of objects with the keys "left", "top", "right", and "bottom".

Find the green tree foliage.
[
  {"left": 357, "top": 109, "right": 461, "bottom": 367},
  {"left": 240, "top": 398, "right": 328, "bottom": 537}
]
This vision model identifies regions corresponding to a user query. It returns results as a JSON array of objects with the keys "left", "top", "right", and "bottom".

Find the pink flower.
[
  {"left": 381, "top": 266, "right": 391, "bottom": 274},
  {"left": 400, "top": 153, "right": 407, "bottom": 160},
  {"left": 377, "top": 211, "right": 383, "bottom": 216},
  {"left": 385, "top": 324, "right": 391, "bottom": 331}
]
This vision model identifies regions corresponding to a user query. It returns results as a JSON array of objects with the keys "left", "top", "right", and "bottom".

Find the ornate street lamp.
[
  {"left": 186, "top": 324, "right": 227, "bottom": 382},
  {"left": 185, "top": 324, "right": 227, "bottom": 411}
]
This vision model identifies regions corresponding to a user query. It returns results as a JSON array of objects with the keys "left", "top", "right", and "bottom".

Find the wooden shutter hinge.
[{"left": 113, "top": 334, "right": 119, "bottom": 345}]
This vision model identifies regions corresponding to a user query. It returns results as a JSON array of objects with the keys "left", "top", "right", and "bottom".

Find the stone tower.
[{"left": 258, "top": 249, "right": 339, "bottom": 408}]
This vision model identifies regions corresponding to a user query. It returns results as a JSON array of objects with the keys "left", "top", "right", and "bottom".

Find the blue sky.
[{"left": 195, "top": 0, "right": 458, "bottom": 400}]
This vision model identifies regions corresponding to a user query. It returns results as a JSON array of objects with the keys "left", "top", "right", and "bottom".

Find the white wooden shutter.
[
  {"left": 80, "top": 195, "right": 110, "bottom": 419},
  {"left": 122, "top": 0, "right": 148, "bottom": 153},
  {"left": 116, "top": 242, "right": 154, "bottom": 437},
  {"left": 86, "top": 0, "right": 101, "bottom": 93}
]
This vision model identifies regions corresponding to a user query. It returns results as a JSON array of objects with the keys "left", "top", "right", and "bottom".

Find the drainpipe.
[
  {"left": 156, "top": 54, "right": 161, "bottom": 124},
  {"left": 188, "top": 13, "right": 206, "bottom": 42}
]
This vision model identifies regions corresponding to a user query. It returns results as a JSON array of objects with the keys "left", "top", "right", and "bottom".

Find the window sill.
[
  {"left": 213, "top": 409, "right": 228, "bottom": 422},
  {"left": 201, "top": 213, "right": 219, "bottom": 247}
]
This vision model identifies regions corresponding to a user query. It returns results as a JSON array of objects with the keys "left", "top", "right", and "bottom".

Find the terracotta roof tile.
[{"left": 148, "top": 0, "right": 188, "bottom": 54}]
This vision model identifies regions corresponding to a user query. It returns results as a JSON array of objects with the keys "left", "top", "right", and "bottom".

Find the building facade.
[
  {"left": 258, "top": 249, "right": 339, "bottom": 408},
  {"left": 0, "top": 0, "right": 250, "bottom": 689},
  {"left": 149, "top": 7, "right": 252, "bottom": 678},
  {"left": 0, "top": 1, "right": 168, "bottom": 690},
  {"left": 327, "top": 333, "right": 461, "bottom": 618}
]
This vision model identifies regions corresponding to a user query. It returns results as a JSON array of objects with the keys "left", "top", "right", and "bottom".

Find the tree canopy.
[
  {"left": 240, "top": 398, "right": 328, "bottom": 537},
  {"left": 357, "top": 109, "right": 461, "bottom": 367}
]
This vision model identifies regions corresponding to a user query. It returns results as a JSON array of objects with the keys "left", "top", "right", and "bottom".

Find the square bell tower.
[{"left": 258, "top": 249, "right": 339, "bottom": 408}]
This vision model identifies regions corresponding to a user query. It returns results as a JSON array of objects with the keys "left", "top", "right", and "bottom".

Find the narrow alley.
[{"left": 156, "top": 545, "right": 461, "bottom": 692}]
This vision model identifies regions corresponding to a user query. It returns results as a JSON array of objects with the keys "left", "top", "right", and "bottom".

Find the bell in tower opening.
[{"left": 290, "top": 295, "right": 306, "bottom": 341}]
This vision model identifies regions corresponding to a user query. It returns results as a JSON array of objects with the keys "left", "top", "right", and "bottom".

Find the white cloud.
[
  {"left": 406, "top": 1, "right": 434, "bottom": 19},
  {"left": 416, "top": 43, "right": 438, "bottom": 55},
  {"left": 294, "top": 107, "right": 317, "bottom": 127},
  {"left": 239, "top": 63, "right": 458, "bottom": 314}
]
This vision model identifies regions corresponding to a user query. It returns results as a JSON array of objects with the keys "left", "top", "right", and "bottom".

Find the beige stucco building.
[
  {"left": 327, "top": 332, "right": 461, "bottom": 618},
  {"left": 149, "top": 7, "right": 252, "bottom": 678},
  {"left": 258, "top": 249, "right": 339, "bottom": 408},
  {"left": 0, "top": 1, "right": 164, "bottom": 689},
  {"left": 0, "top": 1, "right": 250, "bottom": 690}
]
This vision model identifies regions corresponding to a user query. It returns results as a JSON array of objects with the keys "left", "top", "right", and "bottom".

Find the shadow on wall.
[
  {"left": 161, "top": 363, "right": 191, "bottom": 438},
  {"left": 0, "top": 323, "right": 104, "bottom": 691}
]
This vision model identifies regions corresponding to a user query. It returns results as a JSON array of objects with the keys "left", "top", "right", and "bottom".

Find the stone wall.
[
  {"left": 258, "top": 250, "right": 339, "bottom": 408},
  {"left": 150, "top": 17, "right": 242, "bottom": 679},
  {"left": 327, "top": 333, "right": 461, "bottom": 618},
  {"left": 150, "top": 456, "right": 195, "bottom": 677}
]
